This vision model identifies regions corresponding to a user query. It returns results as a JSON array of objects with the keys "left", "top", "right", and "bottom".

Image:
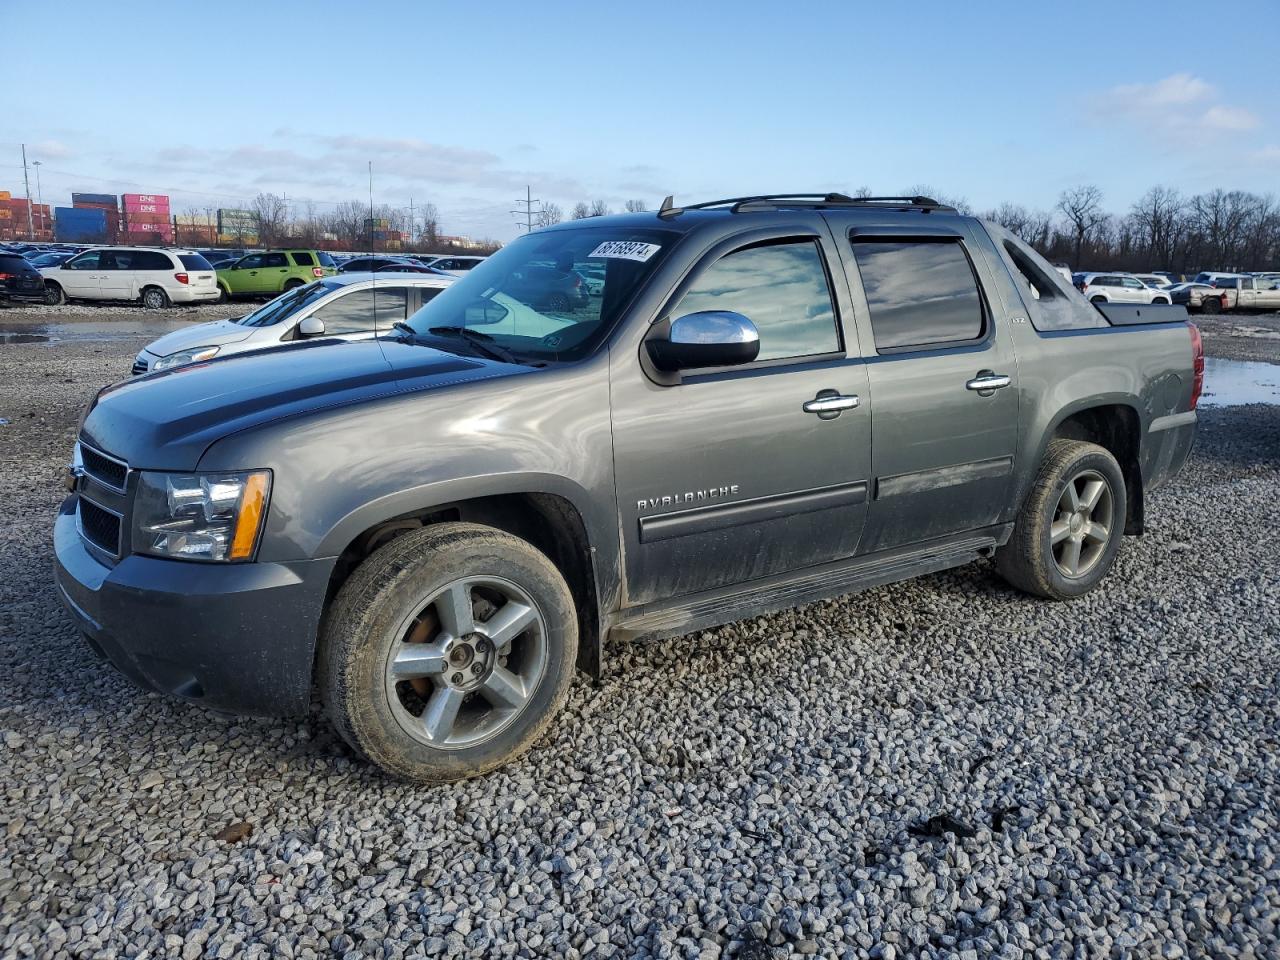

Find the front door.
[
  {"left": 826, "top": 219, "right": 1019, "bottom": 554},
  {"left": 59, "top": 250, "right": 104, "bottom": 298},
  {"left": 610, "top": 234, "right": 872, "bottom": 606},
  {"left": 230, "top": 254, "right": 268, "bottom": 295}
]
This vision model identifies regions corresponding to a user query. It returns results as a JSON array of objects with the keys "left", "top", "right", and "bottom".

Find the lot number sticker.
[{"left": 588, "top": 241, "right": 661, "bottom": 262}]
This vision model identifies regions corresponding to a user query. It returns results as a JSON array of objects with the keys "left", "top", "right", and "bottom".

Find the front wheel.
[
  {"left": 1090, "top": 295, "right": 1107, "bottom": 304},
  {"left": 996, "top": 439, "right": 1126, "bottom": 600},
  {"left": 319, "top": 522, "right": 578, "bottom": 782},
  {"left": 1152, "top": 297, "right": 1170, "bottom": 305}
]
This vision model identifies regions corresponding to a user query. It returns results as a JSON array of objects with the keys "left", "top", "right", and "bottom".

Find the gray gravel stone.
[{"left": 1, "top": 308, "right": 1278, "bottom": 959}]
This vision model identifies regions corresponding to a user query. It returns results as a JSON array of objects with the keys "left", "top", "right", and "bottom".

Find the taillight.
[
  {"left": 174, "top": 272, "right": 189, "bottom": 285},
  {"left": 312, "top": 267, "right": 323, "bottom": 278},
  {"left": 0, "top": 273, "right": 11, "bottom": 281},
  {"left": 1188, "top": 322, "right": 1204, "bottom": 410}
]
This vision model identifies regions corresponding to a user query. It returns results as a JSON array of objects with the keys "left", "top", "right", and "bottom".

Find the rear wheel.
[
  {"left": 43, "top": 282, "right": 65, "bottom": 306},
  {"left": 319, "top": 522, "right": 577, "bottom": 782},
  {"left": 141, "top": 286, "right": 169, "bottom": 309},
  {"left": 1090, "top": 295, "right": 1107, "bottom": 304},
  {"left": 215, "top": 285, "right": 229, "bottom": 304},
  {"left": 996, "top": 439, "right": 1126, "bottom": 600},
  {"left": 1200, "top": 296, "right": 1222, "bottom": 315},
  {"left": 283, "top": 278, "right": 305, "bottom": 291}
]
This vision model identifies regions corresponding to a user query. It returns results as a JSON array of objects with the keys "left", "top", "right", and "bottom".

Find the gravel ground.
[{"left": 0, "top": 312, "right": 1278, "bottom": 959}]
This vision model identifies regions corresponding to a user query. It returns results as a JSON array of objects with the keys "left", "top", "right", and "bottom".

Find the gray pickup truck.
[
  {"left": 55, "top": 194, "right": 1201, "bottom": 781},
  {"left": 1184, "top": 274, "right": 1280, "bottom": 314}
]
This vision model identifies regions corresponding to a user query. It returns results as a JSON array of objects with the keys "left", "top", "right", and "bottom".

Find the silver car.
[{"left": 132, "top": 273, "right": 454, "bottom": 374}]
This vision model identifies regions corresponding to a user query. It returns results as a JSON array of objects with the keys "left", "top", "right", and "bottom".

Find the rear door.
[
  {"left": 260, "top": 252, "right": 290, "bottom": 293},
  {"left": 826, "top": 217, "right": 1019, "bottom": 554},
  {"left": 97, "top": 249, "right": 136, "bottom": 299},
  {"left": 610, "top": 230, "right": 872, "bottom": 605}
]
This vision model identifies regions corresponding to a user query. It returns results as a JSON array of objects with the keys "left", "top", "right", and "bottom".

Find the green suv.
[{"left": 216, "top": 250, "right": 337, "bottom": 301}]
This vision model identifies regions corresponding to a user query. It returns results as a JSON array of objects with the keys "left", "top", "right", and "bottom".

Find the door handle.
[
  {"left": 966, "top": 371, "right": 1011, "bottom": 395},
  {"left": 803, "top": 391, "right": 859, "bottom": 420}
]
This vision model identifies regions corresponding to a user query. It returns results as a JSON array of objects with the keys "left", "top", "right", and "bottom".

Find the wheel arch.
[
  {"left": 321, "top": 484, "right": 608, "bottom": 678},
  {"left": 1036, "top": 401, "right": 1145, "bottom": 535}
]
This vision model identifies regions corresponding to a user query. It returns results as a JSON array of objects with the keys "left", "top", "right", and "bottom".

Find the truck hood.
[
  {"left": 141, "top": 318, "right": 258, "bottom": 358},
  {"left": 81, "top": 338, "right": 517, "bottom": 470}
]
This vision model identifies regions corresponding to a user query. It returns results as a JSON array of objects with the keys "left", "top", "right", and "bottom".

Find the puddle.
[
  {"left": 0, "top": 318, "right": 198, "bottom": 343},
  {"left": 1200, "top": 358, "right": 1280, "bottom": 406}
]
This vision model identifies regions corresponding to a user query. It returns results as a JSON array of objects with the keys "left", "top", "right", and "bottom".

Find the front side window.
[
  {"left": 404, "top": 225, "right": 677, "bottom": 363},
  {"left": 102, "top": 250, "right": 134, "bottom": 270},
  {"left": 852, "top": 239, "right": 984, "bottom": 351},
  {"left": 673, "top": 240, "right": 839, "bottom": 362},
  {"left": 237, "top": 254, "right": 263, "bottom": 270},
  {"left": 312, "top": 288, "right": 402, "bottom": 335},
  {"left": 68, "top": 251, "right": 101, "bottom": 270}
]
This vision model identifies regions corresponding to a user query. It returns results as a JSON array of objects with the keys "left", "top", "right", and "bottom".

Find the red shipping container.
[{"left": 125, "top": 212, "right": 169, "bottom": 225}]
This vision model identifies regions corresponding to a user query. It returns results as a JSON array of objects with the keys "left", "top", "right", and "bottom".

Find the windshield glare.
[
  {"left": 237, "top": 280, "right": 341, "bottom": 327},
  {"left": 403, "top": 226, "right": 677, "bottom": 362}
]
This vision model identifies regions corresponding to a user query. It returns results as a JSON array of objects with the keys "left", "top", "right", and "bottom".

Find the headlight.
[
  {"left": 153, "top": 346, "right": 220, "bottom": 370},
  {"left": 132, "top": 470, "right": 271, "bottom": 562}
]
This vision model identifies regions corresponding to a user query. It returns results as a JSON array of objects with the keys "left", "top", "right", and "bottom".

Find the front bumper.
[{"left": 53, "top": 498, "right": 335, "bottom": 716}]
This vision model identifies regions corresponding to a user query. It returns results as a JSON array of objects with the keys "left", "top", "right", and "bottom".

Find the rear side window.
[
  {"left": 291, "top": 251, "right": 315, "bottom": 266},
  {"left": 133, "top": 251, "right": 172, "bottom": 270},
  {"left": 852, "top": 240, "right": 983, "bottom": 350},
  {"left": 179, "top": 254, "right": 213, "bottom": 271},
  {"left": 0, "top": 254, "right": 33, "bottom": 271},
  {"left": 674, "top": 239, "right": 840, "bottom": 362},
  {"left": 263, "top": 253, "right": 288, "bottom": 268}
]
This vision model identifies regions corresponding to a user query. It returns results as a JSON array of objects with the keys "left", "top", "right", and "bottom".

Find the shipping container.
[
  {"left": 55, "top": 207, "right": 110, "bottom": 241},
  {"left": 0, "top": 191, "right": 10, "bottom": 201},
  {"left": 122, "top": 193, "right": 170, "bottom": 209},
  {"left": 124, "top": 212, "right": 170, "bottom": 225},
  {"left": 72, "top": 192, "right": 117, "bottom": 206}
]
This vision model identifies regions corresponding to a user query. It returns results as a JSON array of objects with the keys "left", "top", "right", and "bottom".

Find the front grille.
[
  {"left": 131, "top": 354, "right": 148, "bottom": 376},
  {"left": 81, "top": 444, "right": 128, "bottom": 491},
  {"left": 78, "top": 498, "right": 122, "bottom": 557}
]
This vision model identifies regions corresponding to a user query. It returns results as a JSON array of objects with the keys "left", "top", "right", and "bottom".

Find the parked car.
[
  {"left": 426, "top": 255, "right": 486, "bottom": 275},
  {"left": 1075, "top": 273, "right": 1172, "bottom": 304},
  {"left": 130, "top": 273, "right": 455, "bottom": 374},
  {"left": 55, "top": 193, "right": 1200, "bottom": 782},
  {"left": 373, "top": 262, "right": 452, "bottom": 275},
  {"left": 1193, "top": 272, "right": 1243, "bottom": 286},
  {"left": 216, "top": 249, "right": 337, "bottom": 301},
  {"left": 42, "top": 247, "right": 219, "bottom": 308},
  {"left": 1131, "top": 273, "right": 1172, "bottom": 290},
  {"left": 1183, "top": 274, "right": 1280, "bottom": 314},
  {"left": 25, "top": 251, "right": 75, "bottom": 270},
  {"left": 0, "top": 251, "right": 49, "bottom": 304},
  {"left": 338, "top": 256, "right": 417, "bottom": 273},
  {"left": 506, "top": 262, "right": 590, "bottom": 311}
]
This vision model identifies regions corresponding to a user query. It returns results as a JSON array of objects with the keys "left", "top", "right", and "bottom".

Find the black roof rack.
[{"left": 657, "top": 193, "right": 953, "bottom": 219}]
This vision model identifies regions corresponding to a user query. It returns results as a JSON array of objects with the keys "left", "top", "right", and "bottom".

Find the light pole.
[{"left": 31, "top": 160, "right": 43, "bottom": 209}]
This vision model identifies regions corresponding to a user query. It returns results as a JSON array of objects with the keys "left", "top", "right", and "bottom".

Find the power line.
[{"left": 510, "top": 185, "right": 541, "bottom": 232}]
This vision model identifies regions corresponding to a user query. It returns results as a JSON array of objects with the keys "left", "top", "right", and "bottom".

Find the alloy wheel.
[
  {"left": 1050, "top": 469, "right": 1113, "bottom": 578},
  {"left": 383, "top": 576, "right": 547, "bottom": 750}
]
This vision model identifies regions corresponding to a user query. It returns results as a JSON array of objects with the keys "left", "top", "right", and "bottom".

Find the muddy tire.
[
  {"left": 996, "top": 439, "right": 1126, "bottom": 600},
  {"left": 141, "top": 286, "right": 169, "bottom": 309},
  {"left": 1200, "top": 296, "right": 1222, "bottom": 315},
  {"left": 319, "top": 522, "right": 577, "bottom": 782}
]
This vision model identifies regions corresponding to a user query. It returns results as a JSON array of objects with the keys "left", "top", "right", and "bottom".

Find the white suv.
[
  {"left": 1076, "top": 273, "right": 1171, "bottom": 305},
  {"left": 41, "top": 247, "right": 220, "bottom": 308}
]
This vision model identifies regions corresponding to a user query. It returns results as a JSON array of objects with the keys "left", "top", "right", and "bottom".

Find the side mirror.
[
  {"left": 463, "top": 299, "right": 509, "bottom": 326},
  {"left": 297, "top": 316, "right": 325, "bottom": 337},
  {"left": 647, "top": 311, "right": 760, "bottom": 372}
]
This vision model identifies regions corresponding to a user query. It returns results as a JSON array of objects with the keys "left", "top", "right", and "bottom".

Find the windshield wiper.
[{"left": 426, "top": 325, "right": 530, "bottom": 366}]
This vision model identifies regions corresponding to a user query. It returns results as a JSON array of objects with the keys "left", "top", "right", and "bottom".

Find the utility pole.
[
  {"left": 409, "top": 197, "right": 414, "bottom": 248},
  {"left": 32, "top": 160, "right": 43, "bottom": 209},
  {"left": 511, "top": 185, "right": 540, "bottom": 232},
  {"left": 20, "top": 144, "right": 34, "bottom": 239}
]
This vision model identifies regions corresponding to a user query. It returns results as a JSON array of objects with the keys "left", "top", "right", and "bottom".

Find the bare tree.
[
  {"left": 1127, "top": 186, "right": 1184, "bottom": 268},
  {"left": 588, "top": 200, "right": 610, "bottom": 218},
  {"left": 902, "top": 184, "right": 972, "bottom": 214},
  {"left": 419, "top": 202, "right": 440, "bottom": 249},
  {"left": 624, "top": 199, "right": 648, "bottom": 213},
  {"left": 251, "top": 192, "right": 289, "bottom": 247},
  {"left": 851, "top": 186, "right": 873, "bottom": 199},
  {"left": 536, "top": 202, "right": 563, "bottom": 228},
  {"left": 570, "top": 202, "right": 591, "bottom": 220},
  {"left": 1057, "top": 185, "right": 1107, "bottom": 270}
]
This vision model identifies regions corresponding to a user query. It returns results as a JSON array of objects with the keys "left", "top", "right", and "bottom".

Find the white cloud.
[
  {"left": 1107, "top": 73, "right": 1214, "bottom": 109},
  {"left": 1200, "top": 105, "right": 1260, "bottom": 131}
]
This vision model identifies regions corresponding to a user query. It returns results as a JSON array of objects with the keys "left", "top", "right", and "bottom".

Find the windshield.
[
  {"left": 403, "top": 226, "right": 677, "bottom": 362},
  {"left": 236, "top": 280, "right": 342, "bottom": 327}
]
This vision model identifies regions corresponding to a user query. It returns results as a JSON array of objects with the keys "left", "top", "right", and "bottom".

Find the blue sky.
[{"left": 3, "top": 0, "right": 1276, "bottom": 241}]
